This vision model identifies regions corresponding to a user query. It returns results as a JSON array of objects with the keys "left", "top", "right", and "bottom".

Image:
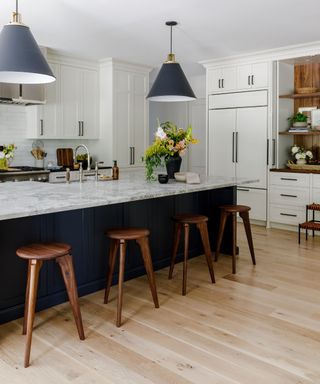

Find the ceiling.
[{"left": 1, "top": 0, "right": 320, "bottom": 76}]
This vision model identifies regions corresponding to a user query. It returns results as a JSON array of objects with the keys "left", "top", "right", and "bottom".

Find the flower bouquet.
[
  {"left": 0, "top": 144, "right": 16, "bottom": 170},
  {"left": 144, "top": 121, "right": 197, "bottom": 180},
  {"left": 290, "top": 145, "right": 313, "bottom": 164}
]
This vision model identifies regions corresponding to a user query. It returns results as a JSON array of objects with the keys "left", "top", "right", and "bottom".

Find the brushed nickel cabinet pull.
[
  {"left": 248, "top": 75, "right": 250, "bottom": 85},
  {"left": 40, "top": 119, "right": 44, "bottom": 136},
  {"left": 251, "top": 75, "right": 254, "bottom": 85},
  {"left": 280, "top": 194, "right": 297, "bottom": 198},
  {"left": 280, "top": 213, "right": 297, "bottom": 217}
]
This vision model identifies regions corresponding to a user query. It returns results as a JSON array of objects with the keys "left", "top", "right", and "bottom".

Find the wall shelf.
[
  {"left": 279, "top": 92, "right": 320, "bottom": 99},
  {"left": 279, "top": 131, "right": 320, "bottom": 136}
]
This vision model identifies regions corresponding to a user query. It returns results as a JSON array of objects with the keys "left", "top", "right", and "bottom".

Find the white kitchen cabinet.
[
  {"left": 208, "top": 91, "right": 268, "bottom": 221},
  {"left": 26, "top": 63, "right": 60, "bottom": 139},
  {"left": 237, "top": 62, "right": 269, "bottom": 90},
  {"left": 207, "top": 66, "right": 237, "bottom": 93},
  {"left": 269, "top": 171, "right": 310, "bottom": 226},
  {"left": 60, "top": 65, "right": 99, "bottom": 139},
  {"left": 97, "top": 59, "right": 150, "bottom": 168}
]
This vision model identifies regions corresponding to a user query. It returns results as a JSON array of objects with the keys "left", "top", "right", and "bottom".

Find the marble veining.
[{"left": 0, "top": 171, "right": 256, "bottom": 221}]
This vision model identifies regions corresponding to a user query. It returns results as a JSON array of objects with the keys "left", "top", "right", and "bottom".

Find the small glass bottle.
[{"left": 112, "top": 160, "right": 119, "bottom": 180}]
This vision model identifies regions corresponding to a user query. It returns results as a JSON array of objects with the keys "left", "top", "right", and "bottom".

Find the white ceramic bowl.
[{"left": 174, "top": 172, "right": 186, "bottom": 182}]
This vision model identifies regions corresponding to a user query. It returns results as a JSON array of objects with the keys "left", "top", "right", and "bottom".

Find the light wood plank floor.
[{"left": 1, "top": 224, "right": 320, "bottom": 383}]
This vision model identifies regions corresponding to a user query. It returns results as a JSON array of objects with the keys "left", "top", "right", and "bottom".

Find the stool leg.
[
  {"left": 168, "top": 223, "right": 181, "bottom": 279},
  {"left": 182, "top": 223, "right": 190, "bottom": 296},
  {"left": 22, "top": 260, "right": 32, "bottom": 335},
  {"left": 56, "top": 254, "right": 85, "bottom": 341},
  {"left": 239, "top": 211, "right": 256, "bottom": 266},
  {"left": 231, "top": 212, "right": 237, "bottom": 274},
  {"left": 117, "top": 240, "right": 126, "bottom": 327},
  {"left": 197, "top": 222, "right": 215, "bottom": 284},
  {"left": 24, "top": 259, "right": 42, "bottom": 368},
  {"left": 104, "top": 239, "right": 119, "bottom": 304},
  {"left": 299, "top": 224, "right": 301, "bottom": 244},
  {"left": 136, "top": 237, "right": 159, "bottom": 308},
  {"left": 215, "top": 211, "right": 228, "bottom": 262}
]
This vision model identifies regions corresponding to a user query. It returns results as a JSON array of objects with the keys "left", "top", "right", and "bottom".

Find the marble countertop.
[{"left": 0, "top": 171, "right": 255, "bottom": 221}]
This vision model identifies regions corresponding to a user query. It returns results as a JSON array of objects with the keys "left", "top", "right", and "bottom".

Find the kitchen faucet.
[{"left": 74, "top": 144, "right": 91, "bottom": 171}]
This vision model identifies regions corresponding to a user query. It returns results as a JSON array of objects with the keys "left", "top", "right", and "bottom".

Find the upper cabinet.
[
  {"left": 237, "top": 62, "right": 269, "bottom": 90},
  {"left": 207, "top": 66, "right": 237, "bottom": 93},
  {"left": 27, "top": 55, "right": 99, "bottom": 139},
  {"left": 98, "top": 59, "right": 151, "bottom": 168},
  {"left": 207, "top": 61, "right": 269, "bottom": 94}
]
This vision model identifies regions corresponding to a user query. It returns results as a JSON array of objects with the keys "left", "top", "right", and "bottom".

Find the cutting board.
[{"left": 56, "top": 148, "right": 74, "bottom": 167}]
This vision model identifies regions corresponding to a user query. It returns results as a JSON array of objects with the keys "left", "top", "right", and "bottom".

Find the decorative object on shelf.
[
  {"left": 0, "top": 0, "right": 55, "bottom": 84},
  {"left": 144, "top": 121, "right": 197, "bottom": 180},
  {"left": 31, "top": 140, "right": 46, "bottom": 168},
  {"left": 147, "top": 21, "right": 196, "bottom": 102},
  {"left": 296, "top": 87, "right": 318, "bottom": 94},
  {"left": 288, "top": 112, "right": 308, "bottom": 128},
  {"left": 0, "top": 144, "right": 16, "bottom": 170},
  {"left": 311, "top": 109, "right": 320, "bottom": 130},
  {"left": 158, "top": 174, "right": 168, "bottom": 184},
  {"left": 287, "top": 161, "right": 320, "bottom": 171},
  {"left": 298, "top": 107, "right": 317, "bottom": 128},
  {"left": 290, "top": 145, "right": 313, "bottom": 165}
]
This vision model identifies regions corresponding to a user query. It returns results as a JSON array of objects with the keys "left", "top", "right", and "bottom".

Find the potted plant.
[
  {"left": 144, "top": 121, "right": 197, "bottom": 180},
  {"left": 288, "top": 112, "right": 308, "bottom": 127}
]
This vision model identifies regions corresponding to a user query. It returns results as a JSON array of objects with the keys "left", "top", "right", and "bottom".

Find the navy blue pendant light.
[
  {"left": 147, "top": 21, "right": 196, "bottom": 102},
  {"left": 0, "top": 0, "right": 55, "bottom": 84}
]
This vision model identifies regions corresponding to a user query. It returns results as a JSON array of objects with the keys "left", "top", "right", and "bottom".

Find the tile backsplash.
[{"left": 0, "top": 105, "right": 89, "bottom": 167}]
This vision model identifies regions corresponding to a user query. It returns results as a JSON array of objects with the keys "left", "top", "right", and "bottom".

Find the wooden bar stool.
[
  {"left": 16, "top": 242, "right": 85, "bottom": 368},
  {"left": 215, "top": 205, "right": 256, "bottom": 274},
  {"left": 104, "top": 228, "right": 159, "bottom": 327},
  {"left": 168, "top": 214, "right": 215, "bottom": 296}
]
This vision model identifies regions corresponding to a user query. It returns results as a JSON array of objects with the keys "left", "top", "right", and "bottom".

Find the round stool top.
[
  {"left": 173, "top": 213, "right": 208, "bottom": 224},
  {"left": 219, "top": 204, "right": 251, "bottom": 213},
  {"left": 16, "top": 242, "right": 71, "bottom": 260},
  {"left": 106, "top": 228, "right": 150, "bottom": 240}
]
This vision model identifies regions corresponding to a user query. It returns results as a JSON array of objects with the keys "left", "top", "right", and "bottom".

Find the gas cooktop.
[{"left": 0, "top": 166, "right": 49, "bottom": 182}]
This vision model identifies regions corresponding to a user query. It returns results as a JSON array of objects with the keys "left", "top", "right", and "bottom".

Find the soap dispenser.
[{"left": 112, "top": 160, "right": 119, "bottom": 180}]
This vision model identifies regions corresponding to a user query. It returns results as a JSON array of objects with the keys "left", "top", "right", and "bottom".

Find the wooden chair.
[
  {"left": 215, "top": 204, "right": 256, "bottom": 274},
  {"left": 168, "top": 214, "right": 215, "bottom": 295},
  {"left": 104, "top": 228, "right": 159, "bottom": 327},
  {"left": 16, "top": 242, "right": 85, "bottom": 368}
]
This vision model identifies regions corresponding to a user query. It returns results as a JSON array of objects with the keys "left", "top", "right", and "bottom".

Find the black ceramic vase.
[{"left": 165, "top": 155, "right": 182, "bottom": 179}]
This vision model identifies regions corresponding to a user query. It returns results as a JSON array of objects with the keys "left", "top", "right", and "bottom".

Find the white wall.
[{"left": 0, "top": 105, "right": 90, "bottom": 167}]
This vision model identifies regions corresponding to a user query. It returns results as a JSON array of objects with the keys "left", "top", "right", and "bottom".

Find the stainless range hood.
[{"left": 0, "top": 84, "right": 45, "bottom": 106}]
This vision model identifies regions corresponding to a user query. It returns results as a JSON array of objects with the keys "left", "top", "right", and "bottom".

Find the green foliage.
[
  {"left": 288, "top": 112, "right": 308, "bottom": 124},
  {"left": 143, "top": 121, "right": 197, "bottom": 180}
]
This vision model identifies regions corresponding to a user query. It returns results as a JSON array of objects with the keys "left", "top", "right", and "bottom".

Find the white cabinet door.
[
  {"left": 208, "top": 109, "right": 236, "bottom": 177},
  {"left": 132, "top": 73, "right": 147, "bottom": 166},
  {"left": 207, "top": 68, "right": 221, "bottom": 93},
  {"left": 237, "top": 188, "right": 267, "bottom": 221},
  {"left": 60, "top": 65, "right": 82, "bottom": 138},
  {"left": 236, "top": 107, "right": 268, "bottom": 188},
  {"left": 114, "top": 70, "right": 131, "bottom": 167},
  {"left": 221, "top": 66, "right": 237, "bottom": 91},
  {"left": 251, "top": 62, "right": 268, "bottom": 88},
  {"left": 26, "top": 63, "right": 60, "bottom": 139},
  {"left": 237, "top": 64, "right": 252, "bottom": 90},
  {"left": 237, "top": 62, "right": 268, "bottom": 90},
  {"left": 81, "top": 69, "right": 99, "bottom": 139}
]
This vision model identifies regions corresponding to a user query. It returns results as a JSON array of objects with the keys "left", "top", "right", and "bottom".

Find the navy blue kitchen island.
[{"left": 0, "top": 172, "right": 249, "bottom": 324}]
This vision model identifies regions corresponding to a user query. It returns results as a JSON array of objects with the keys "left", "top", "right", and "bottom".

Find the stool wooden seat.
[
  {"left": 104, "top": 227, "right": 159, "bottom": 327},
  {"left": 16, "top": 242, "right": 85, "bottom": 368},
  {"left": 168, "top": 214, "right": 215, "bottom": 296},
  {"left": 215, "top": 204, "right": 256, "bottom": 274}
]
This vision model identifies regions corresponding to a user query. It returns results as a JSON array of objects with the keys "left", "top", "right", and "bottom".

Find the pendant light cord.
[
  {"left": 170, "top": 25, "right": 173, "bottom": 55},
  {"left": 16, "top": 0, "right": 18, "bottom": 14}
]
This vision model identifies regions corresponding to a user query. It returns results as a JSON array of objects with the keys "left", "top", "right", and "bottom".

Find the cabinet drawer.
[
  {"left": 269, "top": 186, "right": 309, "bottom": 206},
  {"left": 237, "top": 188, "right": 266, "bottom": 221},
  {"left": 270, "top": 205, "right": 305, "bottom": 225},
  {"left": 270, "top": 172, "right": 310, "bottom": 187}
]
